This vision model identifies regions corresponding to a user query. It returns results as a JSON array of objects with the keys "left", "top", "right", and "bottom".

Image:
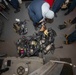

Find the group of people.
[{"left": 28, "top": 0, "right": 76, "bottom": 30}]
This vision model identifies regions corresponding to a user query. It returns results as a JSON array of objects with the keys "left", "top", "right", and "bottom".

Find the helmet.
[{"left": 45, "top": 10, "right": 54, "bottom": 19}]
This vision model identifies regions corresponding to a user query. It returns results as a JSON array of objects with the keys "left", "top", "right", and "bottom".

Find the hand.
[{"left": 39, "top": 19, "right": 44, "bottom": 23}]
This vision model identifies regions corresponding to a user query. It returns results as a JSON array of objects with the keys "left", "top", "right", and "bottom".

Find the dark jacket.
[{"left": 28, "top": 0, "right": 45, "bottom": 25}]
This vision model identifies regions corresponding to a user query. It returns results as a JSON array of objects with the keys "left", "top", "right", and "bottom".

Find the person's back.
[
  {"left": 29, "top": 0, "right": 44, "bottom": 14},
  {"left": 28, "top": 0, "right": 45, "bottom": 27}
]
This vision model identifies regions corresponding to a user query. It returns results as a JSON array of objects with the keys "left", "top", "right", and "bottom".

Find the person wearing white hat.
[{"left": 28, "top": 0, "right": 54, "bottom": 30}]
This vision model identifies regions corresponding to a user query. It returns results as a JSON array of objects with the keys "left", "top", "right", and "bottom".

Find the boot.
[
  {"left": 14, "top": 9, "right": 20, "bottom": 13},
  {"left": 64, "top": 40, "right": 69, "bottom": 45},
  {"left": 64, "top": 11, "right": 70, "bottom": 15},
  {"left": 34, "top": 26, "right": 38, "bottom": 31},
  {"left": 33, "top": 22, "right": 42, "bottom": 30},
  {"left": 55, "top": 13, "right": 57, "bottom": 17},
  {"left": 33, "top": 24, "right": 38, "bottom": 31}
]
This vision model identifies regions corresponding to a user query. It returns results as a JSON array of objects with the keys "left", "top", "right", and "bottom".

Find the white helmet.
[{"left": 45, "top": 10, "right": 54, "bottom": 19}]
